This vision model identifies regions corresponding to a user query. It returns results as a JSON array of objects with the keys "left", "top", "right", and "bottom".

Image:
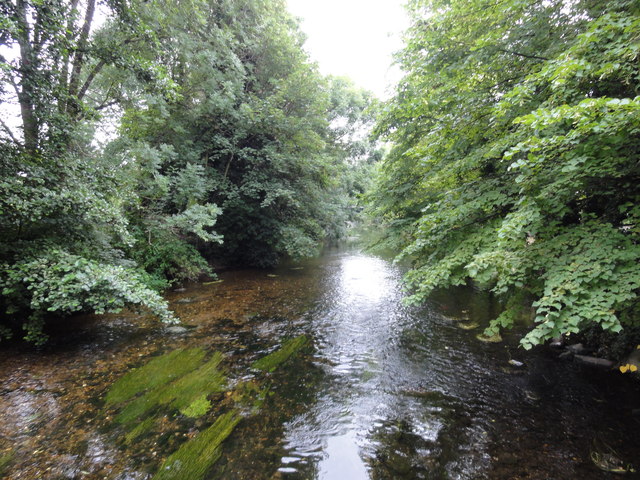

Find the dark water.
[{"left": 0, "top": 246, "right": 639, "bottom": 479}]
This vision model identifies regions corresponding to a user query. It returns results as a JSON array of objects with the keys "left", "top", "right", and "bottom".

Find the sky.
[{"left": 286, "top": 0, "right": 409, "bottom": 99}]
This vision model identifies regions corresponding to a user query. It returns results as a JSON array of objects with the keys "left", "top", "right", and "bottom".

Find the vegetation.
[
  {"left": 152, "top": 410, "right": 241, "bottom": 480},
  {"left": 105, "top": 348, "right": 207, "bottom": 405},
  {"left": 368, "top": 0, "right": 640, "bottom": 348},
  {"left": 0, "top": 0, "right": 376, "bottom": 342},
  {"left": 105, "top": 340, "right": 308, "bottom": 479},
  {"left": 0, "top": 452, "right": 13, "bottom": 476},
  {"left": 115, "top": 351, "right": 226, "bottom": 425},
  {"left": 251, "top": 335, "right": 309, "bottom": 372}
]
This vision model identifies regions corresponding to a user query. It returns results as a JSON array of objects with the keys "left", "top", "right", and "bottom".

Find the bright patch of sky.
[{"left": 286, "top": 0, "right": 409, "bottom": 99}]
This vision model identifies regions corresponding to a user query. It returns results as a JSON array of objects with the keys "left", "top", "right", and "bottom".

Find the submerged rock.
[
  {"left": 566, "top": 343, "right": 587, "bottom": 355},
  {"left": 166, "top": 326, "right": 189, "bottom": 335},
  {"left": 476, "top": 332, "right": 502, "bottom": 343},
  {"left": 457, "top": 321, "right": 479, "bottom": 330},
  {"left": 175, "top": 297, "right": 196, "bottom": 304},
  {"left": 574, "top": 355, "right": 614, "bottom": 369},
  {"left": 558, "top": 350, "right": 573, "bottom": 360},
  {"left": 591, "top": 441, "right": 636, "bottom": 474}
]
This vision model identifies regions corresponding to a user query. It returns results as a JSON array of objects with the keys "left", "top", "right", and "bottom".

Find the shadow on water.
[{"left": 0, "top": 243, "right": 639, "bottom": 479}]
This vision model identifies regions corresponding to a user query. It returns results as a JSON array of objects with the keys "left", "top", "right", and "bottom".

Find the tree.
[
  {"left": 111, "top": 0, "right": 375, "bottom": 267},
  {"left": 0, "top": 0, "right": 373, "bottom": 343},
  {"left": 369, "top": 0, "right": 640, "bottom": 348},
  {"left": 0, "top": 0, "right": 184, "bottom": 343}
]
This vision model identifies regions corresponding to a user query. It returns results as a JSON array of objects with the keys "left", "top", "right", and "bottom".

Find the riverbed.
[{"left": 0, "top": 245, "right": 638, "bottom": 479}]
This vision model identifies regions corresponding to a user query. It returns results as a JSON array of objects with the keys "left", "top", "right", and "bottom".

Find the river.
[{"left": 0, "top": 245, "right": 638, "bottom": 479}]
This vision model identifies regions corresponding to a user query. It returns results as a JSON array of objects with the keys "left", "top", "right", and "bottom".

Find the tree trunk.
[{"left": 15, "top": 0, "right": 39, "bottom": 154}]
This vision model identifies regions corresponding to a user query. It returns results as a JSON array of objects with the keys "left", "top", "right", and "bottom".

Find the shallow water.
[{"left": 0, "top": 245, "right": 639, "bottom": 479}]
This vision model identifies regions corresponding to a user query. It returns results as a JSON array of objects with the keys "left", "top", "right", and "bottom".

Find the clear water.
[{"left": 0, "top": 245, "right": 638, "bottom": 479}]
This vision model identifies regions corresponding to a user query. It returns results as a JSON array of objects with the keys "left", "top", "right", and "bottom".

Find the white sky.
[{"left": 286, "top": 0, "right": 409, "bottom": 99}]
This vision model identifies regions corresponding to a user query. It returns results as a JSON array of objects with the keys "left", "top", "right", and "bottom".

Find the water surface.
[{"left": 0, "top": 246, "right": 638, "bottom": 479}]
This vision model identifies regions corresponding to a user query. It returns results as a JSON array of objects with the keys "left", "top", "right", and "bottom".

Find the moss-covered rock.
[{"left": 476, "top": 332, "right": 503, "bottom": 343}]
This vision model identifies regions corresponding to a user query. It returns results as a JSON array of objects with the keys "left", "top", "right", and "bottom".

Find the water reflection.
[
  {"left": 278, "top": 252, "right": 482, "bottom": 479},
  {"left": 319, "top": 431, "right": 368, "bottom": 478}
]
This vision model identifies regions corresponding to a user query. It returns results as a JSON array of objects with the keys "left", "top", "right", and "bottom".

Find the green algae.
[
  {"left": 251, "top": 335, "right": 308, "bottom": 372},
  {"left": 0, "top": 452, "right": 13, "bottom": 476},
  {"left": 152, "top": 410, "right": 241, "bottom": 480},
  {"left": 106, "top": 348, "right": 207, "bottom": 405},
  {"left": 123, "top": 417, "right": 156, "bottom": 445},
  {"left": 180, "top": 395, "right": 212, "bottom": 418},
  {"left": 117, "top": 352, "right": 226, "bottom": 425}
]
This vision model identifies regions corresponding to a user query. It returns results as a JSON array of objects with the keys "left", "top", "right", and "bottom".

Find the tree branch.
[
  {"left": 495, "top": 48, "right": 549, "bottom": 61},
  {"left": 0, "top": 117, "right": 22, "bottom": 147},
  {"left": 77, "top": 58, "right": 106, "bottom": 101},
  {"left": 67, "top": 0, "right": 96, "bottom": 106},
  {"left": 95, "top": 99, "right": 119, "bottom": 111}
]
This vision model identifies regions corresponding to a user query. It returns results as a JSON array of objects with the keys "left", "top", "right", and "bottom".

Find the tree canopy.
[
  {"left": 0, "top": 0, "right": 376, "bottom": 343},
  {"left": 369, "top": 0, "right": 640, "bottom": 348}
]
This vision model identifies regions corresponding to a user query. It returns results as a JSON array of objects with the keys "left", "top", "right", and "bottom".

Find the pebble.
[{"left": 166, "top": 326, "right": 188, "bottom": 334}]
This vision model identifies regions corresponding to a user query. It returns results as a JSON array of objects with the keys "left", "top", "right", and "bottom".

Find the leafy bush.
[
  {"left": 130, "top": 225, "right": 215, "bottom": 285},
  {"left": 0, "top": 248, "right": 177, "bottom": 344},
  {"left": 370, "top": 0, "right": 640, "bottom": 348}
]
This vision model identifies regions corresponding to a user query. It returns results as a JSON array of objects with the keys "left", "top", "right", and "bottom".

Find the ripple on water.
[{"left": 1, "top": 248, "right": 639, "bottom": 480}]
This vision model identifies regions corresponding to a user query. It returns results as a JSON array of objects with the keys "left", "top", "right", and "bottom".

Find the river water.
[{"left": 0, "top": 245, "right": 638, "bottom": 479}]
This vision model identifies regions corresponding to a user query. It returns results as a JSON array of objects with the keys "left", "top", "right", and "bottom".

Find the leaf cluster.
[{"left": 369, "top": 0, "right": 640, "bottom": 347}]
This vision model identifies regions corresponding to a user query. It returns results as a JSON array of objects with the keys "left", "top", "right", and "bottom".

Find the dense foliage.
[
  {"left": 369, "top": 0, "right": 640, "bottom": 348},
  {"left": 0, "top": 0, "right": 374, "bottom": 343}
]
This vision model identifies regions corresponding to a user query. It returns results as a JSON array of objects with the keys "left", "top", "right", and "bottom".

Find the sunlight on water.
[
  {"left": 280, "top": 253, "right": 406, "bottom": 479},
  {"left": 339, "top": 255, "right": 395, "bottom": 303}
]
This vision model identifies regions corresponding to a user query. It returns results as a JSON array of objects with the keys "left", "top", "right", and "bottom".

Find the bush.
[{"left": 0, "top": 248, "right": 177, "bottom": 344}]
